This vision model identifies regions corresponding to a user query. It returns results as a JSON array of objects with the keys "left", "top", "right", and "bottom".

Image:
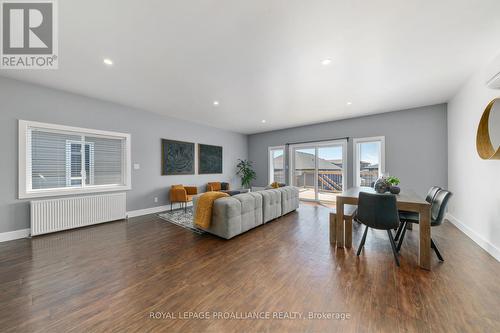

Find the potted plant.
[
  {"left": 236, "top": 159, "right": 256, "bottom": 189},
  {"left": 386, "top": 176, "right": 401, "bottom": 194},
  {"left": 374, "top": 174, "right": 390, "bottom": 193}
]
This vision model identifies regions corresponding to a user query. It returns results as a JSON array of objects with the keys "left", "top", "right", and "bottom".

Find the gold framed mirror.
[{"left": 476, "top": 98, "right": 500, "bottom": 160}]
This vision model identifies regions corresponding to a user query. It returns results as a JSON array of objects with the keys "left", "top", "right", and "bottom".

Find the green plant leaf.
[{"left": 236, "top": 159, "right": 256, "bottom": 188}]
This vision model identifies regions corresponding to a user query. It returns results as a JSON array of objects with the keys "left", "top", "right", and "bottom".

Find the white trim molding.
[
  {"left": 1, "top": 204, "right": 193, "bottom": 242},
  {"left": 0, "top": 228, "right": 31, "bottom": 243},
  {"left": 127, "top": 205, "right": 169, "bottom": 218},
  {"left": 126, "top": 204, "right": 194, "bottom": 219},
  {"left": 446, "top": 213, "right": 500, "bottom": 262}
]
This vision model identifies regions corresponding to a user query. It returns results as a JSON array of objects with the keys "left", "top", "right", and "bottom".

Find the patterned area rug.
[{"left": 158, "top": 207, "right": 204, "bottom": 234}]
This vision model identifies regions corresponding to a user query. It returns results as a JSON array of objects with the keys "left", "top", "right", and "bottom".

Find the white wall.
[{"left": 447, "top": 54, "right": 500, "bottom": 261}]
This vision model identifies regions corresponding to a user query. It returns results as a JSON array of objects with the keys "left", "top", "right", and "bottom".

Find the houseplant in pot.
[
  {"left": 387, "top": 176, "right": 401, "bottom": 194},
  {"left": 236, "top": 159, "right": 256, "bottom": 189}
]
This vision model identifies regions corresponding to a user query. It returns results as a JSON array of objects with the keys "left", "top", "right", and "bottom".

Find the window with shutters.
[{"left": 19, "top": 120, "right": 131, "bottom": 199}]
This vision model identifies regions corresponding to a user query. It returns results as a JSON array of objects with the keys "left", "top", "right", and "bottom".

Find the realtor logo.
[{"left": 1, "top": 0, "right": 58, "bottom": 69}]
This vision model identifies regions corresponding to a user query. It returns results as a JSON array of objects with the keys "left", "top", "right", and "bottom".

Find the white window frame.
[
  {"left": 19, "top": 120, "right": 132, "bottom": 199},
  {"left": 65, "top": 140, "right": 95, "bottom": 187},
  {"left": 268, "top": 145, "right": 285, "bottom": 184},
  {"left": 353, "top": 136, "right": 385, "bottom": 187}
]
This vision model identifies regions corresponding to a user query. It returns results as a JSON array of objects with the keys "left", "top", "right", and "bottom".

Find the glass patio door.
[
  {"left": 291, "top": 140, "right": 346, "bottom": 202},
  {"left": 292, "top": 146, "right": 317, "bottom": 201},
  {"left": 317, "top": 145, "right": 345, "bottom": 201}
]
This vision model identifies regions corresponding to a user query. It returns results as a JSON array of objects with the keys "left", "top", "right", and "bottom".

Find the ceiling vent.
[{"left": 486, "top": 71, "right": 500, "bottom": 89}]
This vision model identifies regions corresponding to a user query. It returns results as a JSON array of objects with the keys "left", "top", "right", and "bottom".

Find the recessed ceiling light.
[
  {"left": 346, "top": 102, "right": 352, "bottom": 106},
  {"left": 261, "top": 120, "right": 267, "bottom": 123},
  {"left": 321, "top": 58, "right": 332, "bottom": 66},
  {"left": 103, "top": 58, "right": 113, "bottom": 66},
  {"left": 213, "top": 101, "right": 220, "bottom": 106}
]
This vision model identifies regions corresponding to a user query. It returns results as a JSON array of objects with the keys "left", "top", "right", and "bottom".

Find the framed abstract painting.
[
  {"left": 198, "top": 144, "right": 223, "bottom": 174},
  {"left": 161, "top": 139, "right": 195, "bottom": 175}
]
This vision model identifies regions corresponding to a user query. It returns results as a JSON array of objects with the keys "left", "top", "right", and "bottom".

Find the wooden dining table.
[{"left": 334, "top": 187, "right": 432, "bottom": 270}]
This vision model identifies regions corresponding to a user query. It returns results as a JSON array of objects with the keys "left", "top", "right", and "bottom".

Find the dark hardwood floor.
[{"left": 1, "top": 202, "right": 499, "bottom": 332}]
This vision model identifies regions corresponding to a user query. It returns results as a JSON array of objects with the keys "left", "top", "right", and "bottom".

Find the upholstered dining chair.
[
  {"left": 395, "top": 185, "right": 441, "bottom": 241},
  {"left": 169, "top": 185, "right": 198, "bottom": 212},
  {"left": 355, "top": 192, "right": 401, "bottom": 266},
  {"left": 396, "top": 189, "right": 452, "bottom": 261}
]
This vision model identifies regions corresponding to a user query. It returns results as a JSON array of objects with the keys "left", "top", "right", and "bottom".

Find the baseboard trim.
[
  {"left": 126, "top": 205, "right": 170, "bottom": 218},
  {"left": 127, "top": 202, "right": 196, "bottom": 219},
  {"left": 0, "top": 205, "right": 187, "bottom": 242},
  {"left": 446, "top": 213, "right": 500, "bottom": 262},
  {"left": 0, "top": 228, "right": 31, "bottom": 243}
]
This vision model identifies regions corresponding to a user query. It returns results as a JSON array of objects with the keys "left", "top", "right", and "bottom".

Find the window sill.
[{"left": 18, "top": 185, "right": 131, "bottom": 200}]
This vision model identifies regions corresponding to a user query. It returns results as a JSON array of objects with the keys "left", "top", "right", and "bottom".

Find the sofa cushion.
[
  {"left": 233, "top": 193, "right": 262, "bottom": 232},
  {"left": 257, "top": 189, "right": 282, "bottom": 223},
  {"left": 236, "top": 192, "right": 263, "bottom": 226},
  {"left": 277, "top": 186, "right": 299, "bottom": 215},
  {"left": 211, "top": 197, "right": 242, "bottom": 238},
  {"left": 248, "top": 192, "right": 263, "bottom": 226}
]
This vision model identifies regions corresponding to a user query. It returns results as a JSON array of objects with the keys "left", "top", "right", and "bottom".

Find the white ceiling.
[{"left": 2, "top": 0, "right": 500, "bottom": 134}]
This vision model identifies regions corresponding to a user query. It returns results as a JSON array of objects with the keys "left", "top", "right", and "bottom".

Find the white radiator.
[{"left": 30, "top": 192, "right": 127, "bottom": 236}]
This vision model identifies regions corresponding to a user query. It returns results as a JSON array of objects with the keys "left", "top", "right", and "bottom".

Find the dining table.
[{"left": 334, "top": 187, "right": 432, "bottom": 270}]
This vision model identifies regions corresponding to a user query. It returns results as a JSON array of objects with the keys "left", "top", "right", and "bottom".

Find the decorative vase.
[
  {"left": 389, "top": 186, "right": 401, "bottom": 194},
  {"left": 374, "top": 177, "right": 390, "bottom": 193}
]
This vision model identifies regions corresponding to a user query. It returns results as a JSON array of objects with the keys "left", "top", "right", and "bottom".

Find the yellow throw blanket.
[{"left": 194, "top": 192, "right": 229, "bottom": 228}]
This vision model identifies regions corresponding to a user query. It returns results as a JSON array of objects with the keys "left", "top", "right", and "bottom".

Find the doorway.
[{"left": 290, "top": 140, "right": 347, "bottom": 202}]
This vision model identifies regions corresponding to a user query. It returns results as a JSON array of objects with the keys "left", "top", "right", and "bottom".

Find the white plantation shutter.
[{"left": 20, "top": 121, "right": 131, "bottom": 198}]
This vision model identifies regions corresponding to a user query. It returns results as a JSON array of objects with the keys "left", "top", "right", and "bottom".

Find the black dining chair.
[
  {"left": 424, "top": 186, "right": 442, "bottom": 203},
  {"left": 395, "top": 186, "right": 441, "bottom": 241},
  {"left": 396, "top": 189, "right": 453, "bottom": 261},
  {"left": 355, "top": 192, "right": 401, "bottom": 266}
]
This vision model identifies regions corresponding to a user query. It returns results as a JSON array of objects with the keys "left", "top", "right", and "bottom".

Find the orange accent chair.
[
  {"left": 169, "top": 185, "right": 198, "bottom": 211},
  {"left": 206, "top": 182, "right": 230, "bottom": 192}
]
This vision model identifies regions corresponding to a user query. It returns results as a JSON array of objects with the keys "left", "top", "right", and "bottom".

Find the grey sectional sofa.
[{"left": 193, "top": 186, "right": 299, "bottom": 239}]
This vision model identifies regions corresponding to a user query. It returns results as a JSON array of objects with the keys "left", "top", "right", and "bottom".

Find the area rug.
[{"left": 158, "top": 207, "right": 204, "bottom": 234}]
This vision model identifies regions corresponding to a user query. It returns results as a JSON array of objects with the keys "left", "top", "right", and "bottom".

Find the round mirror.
[{"left": 477, "top": 98, "right": 500, "bottom": 160}]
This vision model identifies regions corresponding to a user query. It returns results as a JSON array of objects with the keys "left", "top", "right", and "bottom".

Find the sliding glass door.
[
  {"left": 290, "top": 140, "right": 346, "bottom": 202},
  {"left": 317, "top": 145, "right": 344, "bottom": 201},
  {"left": 292, "top": 146, "right": 317, "bottom": 201}
]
